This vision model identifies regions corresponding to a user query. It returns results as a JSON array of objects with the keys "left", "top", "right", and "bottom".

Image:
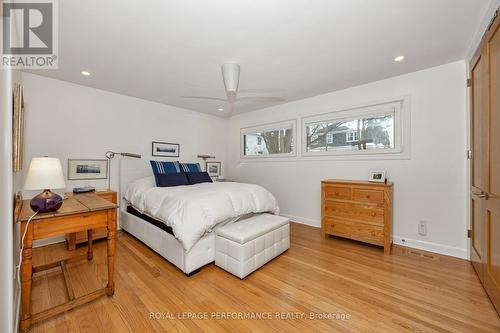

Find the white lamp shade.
[{"left": 24, "top": 157, "right": 66, "bottom": 190}]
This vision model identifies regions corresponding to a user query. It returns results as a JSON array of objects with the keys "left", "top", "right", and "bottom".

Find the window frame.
[
  {"left": 240, "top": 119, "right": 297, "bottom": 159},
  {"left": 326, "top": 133, "right": 333, "bottom": 144},
  {"left": 301, "top": 98, "right": 409, "bottom": 158},
  {"left": 345, "top": 131, "right": 358, "bottom": 143}
]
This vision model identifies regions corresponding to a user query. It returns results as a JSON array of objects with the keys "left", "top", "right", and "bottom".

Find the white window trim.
[
  {"left": 326, "top": 133, "right": 333, "bottom": 144},
  {"left": 240, "top": 119, "right": 297, "bottom": 159},
  {"left": 301, "top": 97, "right": 410, "bottom": 159},
  {"left": 345, "top": 131, "right": 358, "bottom": 143}
]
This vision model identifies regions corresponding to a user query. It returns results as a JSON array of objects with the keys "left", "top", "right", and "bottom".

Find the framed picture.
[
  {"left": 152, "top": 141, "right": 180, "bottom": 157},
  {"left": 206, "top": 161, "right": 222, "bottom": 177},
  {"left": 68, "top": 159, "right": 108, "bottom": 180},
  {"left": 369, "top": 171, "right": 386, "bottom": 183},
  {"left": 12, "top": 84, "right": 24, "bottom": 172}
]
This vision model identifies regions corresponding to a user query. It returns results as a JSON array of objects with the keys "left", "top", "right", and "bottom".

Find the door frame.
[{"left": 466, "top": 5, "right": 500, "bottom": 261}]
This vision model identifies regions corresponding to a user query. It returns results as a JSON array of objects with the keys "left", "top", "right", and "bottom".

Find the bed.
[{"left": 118, "top": 160, "right": 279, "bottom": 275}]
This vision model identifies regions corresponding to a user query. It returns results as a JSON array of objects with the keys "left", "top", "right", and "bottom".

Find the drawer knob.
[
  {"left": 366, "top": 195, "right": 371, "bottom": 198},
  {"left": 371, "top": 212, "right": 376, "bottom": 217}
]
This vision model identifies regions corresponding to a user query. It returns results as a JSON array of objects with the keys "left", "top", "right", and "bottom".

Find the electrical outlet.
[{"left": 418, "top": 221, "right": 427, "bottom": 236}]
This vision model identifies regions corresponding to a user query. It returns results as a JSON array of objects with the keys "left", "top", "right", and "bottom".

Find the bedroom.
[{"left": 0, "top": 0, "right": 499, "bottom": 332}]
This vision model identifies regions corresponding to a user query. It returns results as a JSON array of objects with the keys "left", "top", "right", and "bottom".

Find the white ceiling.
[{"left": 31, "top": 0, "right": 491, "bottom": 116}]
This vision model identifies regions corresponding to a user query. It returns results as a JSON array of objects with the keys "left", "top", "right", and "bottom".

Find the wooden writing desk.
[{"left": 16, "top": 193, "right": 118, "bottom": 332}]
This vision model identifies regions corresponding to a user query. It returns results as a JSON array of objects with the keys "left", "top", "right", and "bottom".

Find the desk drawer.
[
  {"left": 324, "top": 201, "right": 384, "bottom": 225},
  {"left": 352, "top": 189, "right": 384, "bottom": 204},
  {"left": 324, "top": 218, "right": 384, "bottom": 246},
  {"left": 34, "top": 211, "right": 108, "bottom": 240},
  {"left": 323, "top": 186, "right": 351, "bottom": 200}
]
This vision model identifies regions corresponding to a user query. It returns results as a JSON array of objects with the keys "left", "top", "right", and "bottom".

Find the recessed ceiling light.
[
  {"left": 394, "top": 56, "right": 405, "bottom": 62},
  {"left": 81, "top": 71, "right": 91, "bottom": 76},
  {"left": 218, "top": 108, "right": 224, "bottom": 112}
]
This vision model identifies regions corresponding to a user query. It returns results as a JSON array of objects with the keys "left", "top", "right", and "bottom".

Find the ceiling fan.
[{"left": 182, "top": 63, "right": 285, "bottom": 116}]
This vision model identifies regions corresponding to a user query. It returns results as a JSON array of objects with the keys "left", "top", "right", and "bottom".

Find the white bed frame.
[{"left": 118, "top": 159, "right": 215, "bottom": 275}]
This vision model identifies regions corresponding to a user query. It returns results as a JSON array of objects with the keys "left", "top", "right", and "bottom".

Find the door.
[
  {"left": 484, "top": 15, "right": 500, "bottom": 313},
  {"left": 470, "top": 38, "right": 488, "bottom": 282},
  {"left": 470, "top": 9, "right": 500, "bottom": 314}
]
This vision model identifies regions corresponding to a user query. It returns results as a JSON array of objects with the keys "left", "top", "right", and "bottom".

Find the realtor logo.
[{"left": 1, "top": 0, "right": 58, "bottom": 69}]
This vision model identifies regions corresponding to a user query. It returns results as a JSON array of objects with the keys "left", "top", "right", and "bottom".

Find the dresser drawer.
[
  {"left": 324, "top": 218, "right": 384, "bottom": 246},
  {"left": 352, "top": 188, "right": 384, "bottom": 204},
  {"left": 324, "top": 201, "right": 384, "bottom": 225},
  {"left": 323, "top": 186, "right": 351, "bottom": 200}
]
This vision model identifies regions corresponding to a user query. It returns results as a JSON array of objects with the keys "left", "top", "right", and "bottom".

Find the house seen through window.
[
  {"left": 305, "top": 114, "right": 394, "bottom": 153},
  {"left": 242, "top": 121, "right": 295, "bottom": 157}
]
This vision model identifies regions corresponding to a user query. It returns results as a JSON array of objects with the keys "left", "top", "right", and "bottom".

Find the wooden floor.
[{"left": 28, "top": 223, "right": 499, "bottom": 333}]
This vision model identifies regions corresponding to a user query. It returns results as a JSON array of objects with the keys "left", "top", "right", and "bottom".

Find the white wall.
[
  {"left": 1, "top": 66, "right": 15, "bottom": 333},
  {"left": 226, "top": 61, "right": 468, "bottom": 258},
  {"left": 19, "top": 72, "right": 227, "bottom": 242},
  {"left": 11, "top": 70, "right": 22, "bottom": 333}
]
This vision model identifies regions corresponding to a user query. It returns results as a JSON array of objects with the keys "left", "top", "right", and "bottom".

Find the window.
[
  {"left": 326, "top": 133, "right": 333, "bottom": 144},
  {"left": 302, "top": 99, "right": 408, "bottom": 158},
  {"left": 346, "top": 132, "right": 358, "bottom": 142},
  {"left": 241, "top": 120, "right": 296, "bottom": 158}
]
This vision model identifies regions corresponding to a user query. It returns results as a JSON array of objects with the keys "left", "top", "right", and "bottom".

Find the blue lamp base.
[{"left": 30, "top": 189, "right": 63, "bottom": 213}]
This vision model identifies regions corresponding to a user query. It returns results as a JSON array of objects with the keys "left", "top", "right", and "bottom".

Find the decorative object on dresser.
[
  {"left": 152, "top": 141, "right": 180, "bottom": 157},
  {"left": 12, "top": 83, "right": 24, "bottom": 172},
  {"left": 105, "top": 151, "right": 142, "bottom": 191},
  {"left": 24, "top": 157, "right": 66, "bottom": 213},
  {"left": 369, "top": 171, "right": 386, "bottom": 183},
  {"left": 16, "top": 192, "right": 117, "bottom": 332},
  {"left": 321, "top": 179, "right": 393, "bottom": 254},
  {"left": 206, "top": 161, "right": 222, "bottom": 177},
  {"left": 67, "top": 159, "right": 108, "bottom": 180},
  {"left": 66, "top": 190, "right": 117, "bottom": 250}
]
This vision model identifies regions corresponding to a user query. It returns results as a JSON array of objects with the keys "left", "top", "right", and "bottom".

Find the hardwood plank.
[{"left": 28, "top": 223, "right": 500, "bottom": 332}]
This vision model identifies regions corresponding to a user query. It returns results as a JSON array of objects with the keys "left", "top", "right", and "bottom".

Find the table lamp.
[{"left": 24, "top": 157, "right": 66, "bottom": 213}]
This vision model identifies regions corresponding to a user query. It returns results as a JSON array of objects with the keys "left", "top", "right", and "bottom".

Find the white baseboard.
[
  {"left": 393, "top": 236, "right": 467, "bottom": 259},
  {"left": 280, "top": 213, "right": 320, "bottom": 228},
  {"left": 33, "top": 235, "right": 66, "bottom": 248},
  {"left": 281, "top": 213, "right": 467, "bottom": 259}
]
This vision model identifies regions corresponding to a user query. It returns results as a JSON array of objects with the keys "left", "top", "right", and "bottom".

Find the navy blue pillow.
[
  {"left": 180, "top": 162, "right": 202, "bottom": 173},
  {"left": 186, "top": 172, "right": 213, "bottom": 185},
  {"left": 156, "top": 172, "right": 189, "bottom": 187},
  {"left": 150, "top": 160, "right": 183, "bottom": 186}
]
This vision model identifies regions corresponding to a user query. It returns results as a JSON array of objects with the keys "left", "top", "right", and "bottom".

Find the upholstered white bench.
[{"left": 215, "top": 213, "right": 290, "bottom": 279}]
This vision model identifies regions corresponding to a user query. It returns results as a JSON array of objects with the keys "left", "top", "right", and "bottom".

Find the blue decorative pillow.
[
  {"left": 150, "top": 160, "right": 182, "bottom": 186},
  {"left": 156, "top": 173, "right": 189, "bottom": 187},
  {"left": 186, "top": 172, "right": 213, "bottom": 185},
  {"left": 180, "top": 163, "right": 202, "bottom": 173}
]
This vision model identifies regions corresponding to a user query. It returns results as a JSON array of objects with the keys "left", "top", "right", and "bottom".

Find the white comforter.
[{"left": 124, "top": 177, "right": 279, "bottom": 251}]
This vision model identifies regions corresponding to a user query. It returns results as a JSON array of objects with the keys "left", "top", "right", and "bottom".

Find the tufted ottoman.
[{"left": 215, "top": 213, "right": 290, "bottom": 279}]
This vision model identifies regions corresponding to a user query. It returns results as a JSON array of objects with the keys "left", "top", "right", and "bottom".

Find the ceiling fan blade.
[
  {"left": 236, "top": 96, "right": 286, "bottom": 103},
  {"left": 181, "top": 96, "right": 227, "bottom": 102},
  {"left": 239, "top": 88, "right": 286, "bottom": 94}
]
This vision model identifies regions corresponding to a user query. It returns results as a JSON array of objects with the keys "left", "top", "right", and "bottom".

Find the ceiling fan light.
[{"left": 221, "top": 63, "right": 240, "bottom": 93}]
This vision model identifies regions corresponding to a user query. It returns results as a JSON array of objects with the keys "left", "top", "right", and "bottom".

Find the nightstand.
[
  {"left": 16, "top": 192, "right": 117, "bottom": 332},
  {"left": 65, "top": 190, "right": 117, "bottom": 250}
]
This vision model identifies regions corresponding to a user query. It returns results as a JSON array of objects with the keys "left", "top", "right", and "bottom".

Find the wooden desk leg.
[
  {"left": 19, "top": 221, "right": 34, "bottom": 332},
  {"left": 106, "top": 209, "right": 116, "bottom": 296},
  {"left": 67, "top": 232, "right": 76, "bottom": 250},
  {"left": 87, "top": 229, "right": 93, "bottom": 261}
]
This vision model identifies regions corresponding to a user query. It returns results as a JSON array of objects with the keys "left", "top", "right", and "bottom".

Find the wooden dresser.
[
  {"left": 66, "top": 190, "right": 117, "bottom": 250},
  {"left": 321, "top": 180, "right": 393, "bottom": 254}
]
